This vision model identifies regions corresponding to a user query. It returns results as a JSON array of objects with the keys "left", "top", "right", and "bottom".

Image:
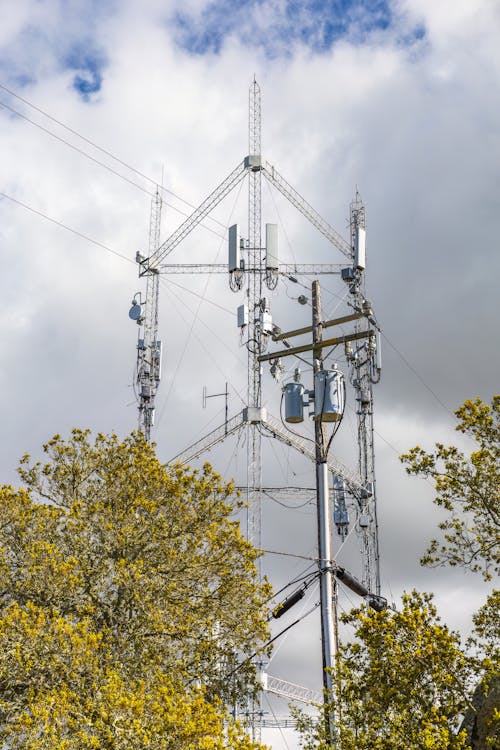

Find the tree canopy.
[
  {"left": 0, "top": 429, "right": 270, "bottom": 749},
  {"left": 400, "top": 396, "right": 499, "bottom": 581},
  {"left": 295, "top": 591, "right": 473, "bottom": 750}
]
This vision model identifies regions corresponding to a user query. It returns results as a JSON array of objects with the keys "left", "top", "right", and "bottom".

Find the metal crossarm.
[
  {"left": 158, "top": 262, "right": 343, "bottom": 275},
  {"left": 263, "top": 161, "right": 352, "bottom": 259},
  {"left": 153, "top": 161, "right": 248, "bottom": 264}
]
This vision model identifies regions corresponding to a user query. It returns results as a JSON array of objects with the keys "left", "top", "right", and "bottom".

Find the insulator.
[
  {"left": 272, "top": 588, "right": 305, "bottom": 619},
  {"left": 335, "top": 567, "right": 368, "bottom": 597},
  {"left": 270, "top": 358, "right": 284, "bottom": 381}
]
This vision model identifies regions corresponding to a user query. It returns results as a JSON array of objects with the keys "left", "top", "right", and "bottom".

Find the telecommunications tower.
[{"left": 130, "top": 80, "right": 383, "bottom": 735}]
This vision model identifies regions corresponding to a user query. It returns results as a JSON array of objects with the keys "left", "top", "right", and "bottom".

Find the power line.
[
  {"left": 0, "top": 99, "right": 156, "bottom": 199},
  {"left": 0, "top": 190, "right": 133, "bottom": 264},
  {"left": 163, "top": 276, "right": 234, "bottom": 316},
  {"left": 0, "top": 98, "right": 227, "bottom": 242},
  {"left": 381, "top": 332, "right": 454, "bottom": 418},
  {"left": 0, "top": 80, "right": 228, "bottom": 230}
]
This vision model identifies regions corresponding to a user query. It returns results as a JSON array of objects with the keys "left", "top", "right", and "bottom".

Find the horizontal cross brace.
[
  {"left": 258, "top": 329, "right": 372, "bottom": 362},
  {"left": 272, "top": 312, "right": 367, "bottom": 341},
  {"left": 158, "top": 263, "right": 343, "bottom": 275}
]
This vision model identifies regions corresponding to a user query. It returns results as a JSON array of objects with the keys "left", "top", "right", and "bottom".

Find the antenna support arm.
[
  {"left": 262, "top": 162, "right": 352, "bottom": 258},
  {"left": 153, "top": 161, "right": 248, "bottom": 264}
]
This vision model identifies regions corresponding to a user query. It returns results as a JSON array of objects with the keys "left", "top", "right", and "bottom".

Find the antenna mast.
[
  {"left": 246, "top": 78, "right": 264, "bottom": 551},
  {"left": 345, "top": 191, "right": 381, "bottom": 594},
  {"left": 133, "top": 189, "right": 163, "bottom": 441}
]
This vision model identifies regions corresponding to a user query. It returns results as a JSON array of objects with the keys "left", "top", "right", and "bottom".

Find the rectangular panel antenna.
[
  {"left": 229, "top": 224, "right": 240, "bottom": 271},
  {"left": 266, "top": 223, "right": 279, "bottom": 270}
]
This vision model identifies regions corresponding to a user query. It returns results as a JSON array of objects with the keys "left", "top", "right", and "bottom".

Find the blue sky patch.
[
  {"left": 172, "top": 0, "right": 403, "bottom": 57},
  {"left": 64, "top": 46, "right": 107, "bottom": 101}
]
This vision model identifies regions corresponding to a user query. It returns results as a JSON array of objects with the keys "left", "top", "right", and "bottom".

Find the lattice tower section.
[
  {"left": 137, "top": 189, "right": 162, "bottom": 441},
  {"left": 349, "top": 193, "right": 381, "bottom": 595},
  {"left": 246, "top": 80, "right": 263, "bottom": 554}
]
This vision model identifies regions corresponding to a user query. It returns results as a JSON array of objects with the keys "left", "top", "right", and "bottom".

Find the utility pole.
[{"left": 312, "top": 280, "right": 337, "bottom": 742}]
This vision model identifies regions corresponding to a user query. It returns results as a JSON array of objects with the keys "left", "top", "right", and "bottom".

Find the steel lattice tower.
[
  {"left": 246, "top": 80, "right": 263, "bottom": 551},
  {"left": 133, "top": 189, "right": 163, "bottom": 442},
  {"left": 348, "top": 192, "right": 381, "bottom": 595},
  {"left": 130, "top": 81, "right": 384, "bottom": 739}
]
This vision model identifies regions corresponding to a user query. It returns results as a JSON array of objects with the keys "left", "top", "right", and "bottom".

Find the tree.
[
  {"left": 400, "top": 396, "right": 500, "bottom": 581},
  {"left": 401, "top": 396, "right": 499, "bottom": 749},
  {"left": 0, "top": 429, "right": 270, "bottom": 749},
  {"left": 294, "top": 591, "right": 472, "bottom": 750}
]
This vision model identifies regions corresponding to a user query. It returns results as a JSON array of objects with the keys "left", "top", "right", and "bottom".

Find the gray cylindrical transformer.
[
  {"left": 284, "top": 382, "right": 305, "bottom": 423},
  {"left": 314, "top": 369, "right": 344, "bottom": 421}
]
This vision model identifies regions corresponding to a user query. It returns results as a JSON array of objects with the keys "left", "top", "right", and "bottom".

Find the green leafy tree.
[
  {"left": 400, "top": 396, "right": 499, "bottom": 580},
  {"left": 295, "top": 591, "right": 472, "bottom": 750},
  {"left": 0, "top": 429, "right": 270, "bottom": 749},
  {"left": 401, "top": 396, "right": 499, "bottom": 748}
]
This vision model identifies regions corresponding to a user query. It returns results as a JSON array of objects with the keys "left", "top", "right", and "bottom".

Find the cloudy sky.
[{"left": 1, "top": 0, "right": 499, "bottom": 745}]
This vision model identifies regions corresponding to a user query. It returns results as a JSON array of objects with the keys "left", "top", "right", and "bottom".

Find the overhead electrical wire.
[
  {"left": 163, "top": 276, "right": 235, "bottom": 316},
  {"left": 263, "top": 694, "right": 292, "bottom": 750},
  {"left": 156, "top": 282, "right": 246, "bottom": 428},
  {"left": 0, "top": 81, "right": 228, "bottom": 230},
  {"left": 224, "top": 601, "right": 320, "bottom": 680},
  {"left": 381, "top": 331, "right": 455, "bottom": 418},
  {"left": 262, "top": 549, "right": 318, "bottom": 562},
  {"left": 264, "top": 177, "right": 298, "bottom": 265},
  {"left": 266, "top": 585, "right": 319, "bottom": 665},
  {"left": 262, "top": 488, "right": 314, "bottom": 510},
  {"left": 0, "top": 189, "right": 134, "bottom": 265},
  {"left": 155, "top": 177, "right": 245, "bottom": 423},
  {"left": 0, "top": 97, "right": 226, "bottom": 242},
  {"left": 0, "top": 98, "right": 157, "bottom": 197}
]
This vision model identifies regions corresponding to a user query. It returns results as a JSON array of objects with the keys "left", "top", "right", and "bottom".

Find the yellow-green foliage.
[
  {"left": 295, "top": 592, "right": 472, "bottom": 750},
  {"left": 400, "top": 396, "right": 500, "bottom": 581},
  {"left": 0, "top": 429, "right": 270, "bottom": 749}
]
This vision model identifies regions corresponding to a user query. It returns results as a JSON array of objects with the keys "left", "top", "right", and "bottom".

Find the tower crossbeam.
[
  {"left": 158, "top": 263, "right": 343, "bottom": 275},
  {"left": 151, "top": 161, "right": 247, "bottom": 265}
]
